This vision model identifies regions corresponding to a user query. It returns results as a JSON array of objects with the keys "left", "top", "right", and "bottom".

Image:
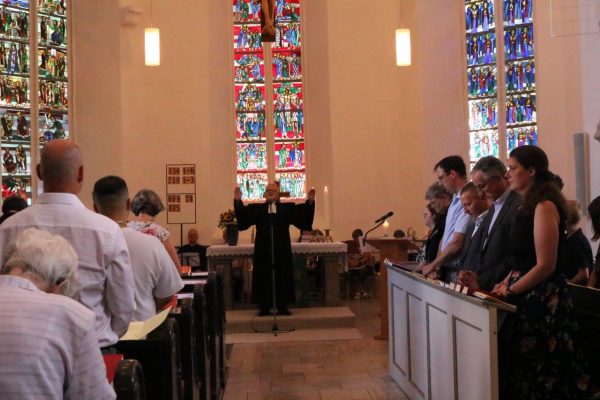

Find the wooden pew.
[
  {"left": 171, "top": 298, "right": 200, "bottom": 400},
  {"left": 568, "top": 283, "right": 600, "bottom": 386},
  {"left": 116, "top": 318, "right": 183, "bottom": 400},
  {"left": 179, "top": 276, "right": 212, "bottom": 400},
  {"left": 180, "top": 270, "right": 226, "bottom": 400},
  {"left": 113, "top": 359, "right": 146, "bottom": 400},
  {"left": 204, "top": 272, "right": 223, "bottom": 400}
]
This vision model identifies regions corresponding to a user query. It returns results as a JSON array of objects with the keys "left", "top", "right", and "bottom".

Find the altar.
[{"left": 207, "top": 242, "right": 347, "bottom": 309}]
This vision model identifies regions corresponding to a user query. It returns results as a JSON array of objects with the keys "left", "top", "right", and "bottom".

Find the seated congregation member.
[
  {"left": 94, "top": 176, "right": 184, "bottom": 321},
  {"left": 491, "top": 146, "right": 589, "bottom": 398},
  {"left": 393, "top": 229, "right": 406, "bottom": 238},
  {"left": 347, "top": 228, "right": 377, "bottom": 299},
  {"left": 0, "top": 228, "right": 115, "bottom": 399},
  {"left": 422, "top": 156, "right": 470, "bottom": 281},
  {"left": 587, "top": 196, "right": 600, "bottom": 288},
  {"left": 178, "top": 228, "right": 208, "bottom": 270},
  {"left": 564, "top": 200, "right": 592, "bottom": 285},
  {"left": 458, "top": 156, "right": 521, "bottom": 291},
  {"left": 0, "top": 195, "right": 27, "bottom": 224},
  {"left": 129, "top": 189, "right": 183, "bottom": 273},
  {"left": 415, "top": 184, "right": 452, "bottom": 265},
  {"left": 0, "top": 140, "right": 134, "bottom": 349},
  {"left": 453, "top": 182, "right": 490, "bottom": 281}
]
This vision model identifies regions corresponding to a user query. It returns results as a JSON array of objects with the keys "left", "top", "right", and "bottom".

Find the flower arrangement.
[{"left": 218, "top": 209, "right": 237, "bottom": 229}]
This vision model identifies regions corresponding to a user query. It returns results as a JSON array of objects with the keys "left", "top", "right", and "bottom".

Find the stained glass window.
[
  {"left": 1, "top": 0, "right": 69, "bottom": 204},
  {"left": 503, "top": 0, "right": 536, "bottom": 155},
  {"left": 466, "top": 0, "right": 535, "bottom": 166},
  {"left": 233, "top": 0, "right": 306, "bottom": 200},
  {"left": 466, "top": 0, "right": 499, "bottom": 165}
]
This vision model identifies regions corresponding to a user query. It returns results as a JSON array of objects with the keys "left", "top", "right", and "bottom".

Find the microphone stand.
[
  {"left": 254, "top": 203, "right": 294, "bottom": 336},
  {"left": 362, "top": 220, "right": 385, "bottom": 247}
]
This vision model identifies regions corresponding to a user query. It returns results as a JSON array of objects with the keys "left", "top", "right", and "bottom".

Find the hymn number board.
[{"left": 166, "top": 164, "right": 196, "bottom": 224}]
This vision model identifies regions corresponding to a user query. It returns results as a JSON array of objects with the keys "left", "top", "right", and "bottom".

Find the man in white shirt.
[
  {"left": 93, "top": 175, "right": 183, "bottom": 321},
  {"left": 0, "top": 228, "right": 115, "bottom": 399},
  {"left": 0, "top": 140, "right": 135, "bottom": 349},
  {"left": 422, "top": 155, "right": 471, "bottom": 281}
]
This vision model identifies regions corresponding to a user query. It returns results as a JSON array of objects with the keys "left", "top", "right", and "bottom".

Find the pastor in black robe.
[{"left": 234, "top": 199, "right": 314, "bottom": 311}]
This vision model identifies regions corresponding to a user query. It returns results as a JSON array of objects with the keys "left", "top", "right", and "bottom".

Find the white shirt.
[
  {"left": 441, "top": 193, "right": 471, "bottom": 252},
  {"left": 488, "top": 188, "right": 512, "bottom": 233},
  {"left": 122, "top": 227, "right": 184, "bottom": 321},
  {"left": 0, "top": 193, "right": 135, "bottom": 347},
  {"left": 0, "top": 275, "right": 115, "bottom": 399},
  {"left": 472, "top": 210, "right": 488, "bottom": 236}
]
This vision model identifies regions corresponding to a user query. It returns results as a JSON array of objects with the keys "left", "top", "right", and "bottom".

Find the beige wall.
[{"left": 71, "top": 0, "right": 600, "bottom": 246}]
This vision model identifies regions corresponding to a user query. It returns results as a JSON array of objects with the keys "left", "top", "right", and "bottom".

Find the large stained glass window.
[
  {"left": 233, "top": 0, "right": 306, "bottom": 200},
  {"left": 465, "top": 0, "right": 536, "bottom": 166},
  {"left": 1, "top": 0, "right": 69, "bottom": 204}
]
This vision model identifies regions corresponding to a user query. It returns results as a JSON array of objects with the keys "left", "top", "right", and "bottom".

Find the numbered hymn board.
[{"left": 165, "top": 164, "right": 196, "bottom": 224}]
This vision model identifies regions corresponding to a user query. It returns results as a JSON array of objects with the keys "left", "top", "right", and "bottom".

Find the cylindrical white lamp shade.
[
  {"left": 145, "top": 28, "right": 160, "bottom": 66},
  {"left": 395, "top": 28, "right": 411, "bottom": 66}
]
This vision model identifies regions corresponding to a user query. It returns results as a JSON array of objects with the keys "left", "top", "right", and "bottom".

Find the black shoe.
[{"left": 277, "top": 309, "right": 292, "bottom": 316}]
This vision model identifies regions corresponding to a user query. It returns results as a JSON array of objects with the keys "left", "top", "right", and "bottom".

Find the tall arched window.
[
  {"left": 466, "top": 0, "right": 536, "bottom": 166},
  {"left": 233, "top": 0, "right": 306, "bottom": 200},
  {"left": 1, "top": 0, "right": 70, "bottom": 203}
]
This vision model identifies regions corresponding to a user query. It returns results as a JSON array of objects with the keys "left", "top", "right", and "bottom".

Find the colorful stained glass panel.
[
  {"left": 276, "top": 171, "right": 305, "bottom": 199},
  {"left": 237, "top": 172, "right": 268, "bottom": 200},
  {"left": 274, "top": 141, "right": 304, "bottom": 170},
  {"left": 237, "top": 142, "right": 267, "bottom": 171}
]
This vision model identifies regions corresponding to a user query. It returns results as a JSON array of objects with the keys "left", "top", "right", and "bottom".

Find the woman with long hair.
[{"left": 492, "top": 145, "right": 588, "bottom": 398}]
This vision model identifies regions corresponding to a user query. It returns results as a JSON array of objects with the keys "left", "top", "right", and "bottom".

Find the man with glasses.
[
  {"left": 458, "top": 156, "right": 522, "bottom": 291},
  {"left": 422, "top": 156, "right": 470, "bottom": 281}
]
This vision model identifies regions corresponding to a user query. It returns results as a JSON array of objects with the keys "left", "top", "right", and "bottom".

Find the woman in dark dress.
[
  {"left": 587, "top": 196, "right": 600, "bottom": 288},
  {"left": 492, "top": 145, "right": 588, "bottom": 399}
]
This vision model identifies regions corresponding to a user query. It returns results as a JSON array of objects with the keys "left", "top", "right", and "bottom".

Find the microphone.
[{"left": 374, "top": 211, "right": 393, "bottom": 224}]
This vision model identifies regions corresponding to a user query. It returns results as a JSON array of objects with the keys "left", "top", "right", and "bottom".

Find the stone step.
[{"left": 226, "top": 306, "right": 355, "bottom": 333}]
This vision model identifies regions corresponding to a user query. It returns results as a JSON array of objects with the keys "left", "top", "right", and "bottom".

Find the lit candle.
[
  {"left": 323, "top": 186, "right": 330, "bottom": 229},
  {"left": 383, "top": 219, "right": 390, "bottom": 237}
]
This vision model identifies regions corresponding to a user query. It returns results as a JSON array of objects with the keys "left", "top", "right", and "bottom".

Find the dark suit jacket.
[
  {"left": 477, "top": 191, "right": 522, "bottom": 291},
  {"left": 458, "top": 217, "right": 486, "bottom": 272}
]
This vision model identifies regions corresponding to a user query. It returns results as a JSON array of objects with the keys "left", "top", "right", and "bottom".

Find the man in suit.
[
  {"left": 459, "top": 156, "right": 521, "bottom": 291},
  {"left": 456, "top": 182, "right": 491, "bottom": 280}
]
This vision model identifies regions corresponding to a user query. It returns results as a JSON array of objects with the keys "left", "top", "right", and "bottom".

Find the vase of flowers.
[{"left": 219, "top": 209, "right": 238, "bottom": 246}]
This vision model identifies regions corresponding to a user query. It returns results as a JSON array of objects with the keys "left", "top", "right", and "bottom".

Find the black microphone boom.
[{"left": 374, "top": 211, "right": 393, "bottom": 224}]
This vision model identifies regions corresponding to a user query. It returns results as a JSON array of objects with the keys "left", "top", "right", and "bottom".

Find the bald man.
[
  {"left": 0, "top": 140, "right": 135, "bottom": 350},
  {"left": 177, "top": 228, "right": 208, "bottom": 270},
  {"left": 234, "top": 182, "right": 315, "bottom": 316}
]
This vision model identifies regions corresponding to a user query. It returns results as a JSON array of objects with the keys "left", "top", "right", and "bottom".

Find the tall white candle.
[
  {"left": 323, "top": 186, "right": 330, "bottom": 229},
  {"left": 383, "top": 219, "right": 390, "bottom": 236}
]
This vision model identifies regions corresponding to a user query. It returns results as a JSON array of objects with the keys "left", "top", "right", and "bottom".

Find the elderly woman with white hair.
[
  {"left": 0, "top": 228, "right": 115, "bottom": 399},
  {"left": 128, "top": 188, "right": 182, "bottom": 272}
]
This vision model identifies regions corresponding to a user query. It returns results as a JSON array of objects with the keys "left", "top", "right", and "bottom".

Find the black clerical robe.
[{"left": 234, "top": 199, "right": 314, "bottom": 308}]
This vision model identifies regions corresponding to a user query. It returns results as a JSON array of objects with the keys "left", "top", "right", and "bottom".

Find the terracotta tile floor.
[{"left": 223, "top": 298, "right": 409, "bottom": 400}]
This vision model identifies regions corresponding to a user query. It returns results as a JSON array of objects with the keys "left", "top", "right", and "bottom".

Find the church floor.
[{"left": 223, "top": 298, "right": 409, "bottom": 400}]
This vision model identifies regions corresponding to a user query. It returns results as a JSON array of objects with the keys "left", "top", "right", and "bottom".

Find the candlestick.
[{"left": 323, "top": 186, "right": 330, "bottom": 229}]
